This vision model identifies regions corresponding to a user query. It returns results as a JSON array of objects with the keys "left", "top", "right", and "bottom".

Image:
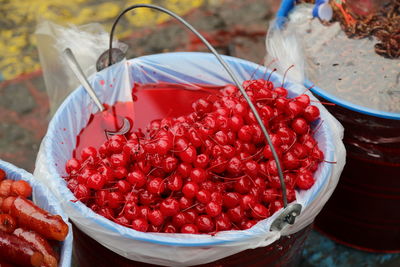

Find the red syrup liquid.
[{"left": 73, "top": 83, "right": 220, "bottom": 159}]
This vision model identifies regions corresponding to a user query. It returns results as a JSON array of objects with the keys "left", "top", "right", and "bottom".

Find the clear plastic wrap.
[
  {"left": 34, "top": 20, "right": 127, "bottom": 116},
  {"left": 34, "top": 52, "right": 345, "bottom": 266},
  {"left": 0, "top": 159, "right": 73, "bottom": 267}
]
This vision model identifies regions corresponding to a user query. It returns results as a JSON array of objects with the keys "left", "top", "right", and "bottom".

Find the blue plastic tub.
[
  {"left": 0, "top": 159, "right": 73, "bottom": 267},
  {"left": 277, "top": 0, "right": 400, "bottom": 252},
  {"left": 277, "top": 0, "right": 400, "bottom": 121}
]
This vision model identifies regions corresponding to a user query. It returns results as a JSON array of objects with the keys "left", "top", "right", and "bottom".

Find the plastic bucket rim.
[
  {"left": 45, "top": 52, "right": 334, "bottom": 247},
  {"left": 276, "top": 0, "right": 400, "bottom": 121},
  {"left": 306, "top": 80, "right": 400, "bottom": 121}
]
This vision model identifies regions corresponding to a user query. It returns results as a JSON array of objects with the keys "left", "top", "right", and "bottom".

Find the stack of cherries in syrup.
[{"left": 64, "top": 77, "right": 323, "bottom": 234}]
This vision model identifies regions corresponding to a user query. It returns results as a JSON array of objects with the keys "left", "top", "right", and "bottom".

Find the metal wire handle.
[{"left": 108, "top": 4, "right": 289, "bottom": 209}]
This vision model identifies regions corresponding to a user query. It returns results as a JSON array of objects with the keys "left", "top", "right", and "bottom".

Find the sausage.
[
  {"left": 0, "top": 214, "right": 17, "bottom": 233},
  {"left": 13, "top": 228, "right": 58, "bottom": 267},
  {"left": 0, "top": 180, "right": 13, "bottom": 197},
  {"left": 10, "top": 197, "right": 69, "bottom": 241},
  {"left": 1, "top": 196, "right": 16, "bottom": 214},
  {"left": 0, "top": 231, "right": 43, "bottom": 267},
  {"left": 10, "top": 180, "right": 32, "bottom": 198}
]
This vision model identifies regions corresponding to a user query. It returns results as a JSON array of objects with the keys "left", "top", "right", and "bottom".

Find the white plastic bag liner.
[
  {"left": 0, "top": 159, "right": 73, "bottom": 267},
  {"left": 35, "top": 52, "right": 345, "bottom": 266}
]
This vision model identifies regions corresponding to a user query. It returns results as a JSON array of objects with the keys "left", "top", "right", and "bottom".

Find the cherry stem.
[
  {"left": 243, "top": 80, "right": 255, "bottom": 90},
  {"left": 246, "top": 174, "right": 256, "bottom": 187},
  {"left": 76, "top": 159, "right": 91, "bottom": 174},
  {"left": 208, "top": 135, "right": 223, "bottom": 146},
  {"left": 142, "top": 137, "right": 162, "bottom": 145},
  {"left": 311, "top": 100, "right": 336, "bottom": 106},
  {"left": 312, "top": 120, "right": 324, "bottom": 135},
  {"left": 284, "top": 138, "right": 297, "bottom": 154},
  {"left": 249, "top": 64, "right": 262, "bottom": 81},
  {"left": 249, "top": 205, "right": 268, "bottom": 219},
  {"left": 242, "top": 148, "right": 263, "bottom": 162},
  {"left": 100, "top": 187, "right": 118, "bottom": 191},
  {"left": 109, "top": 214, "right": 132, "bottom": 228},
  {"left": 256, "top": 97, "right": 274, "bottom": 102},
  {"left": 147, "top": 166, "right": 161, "bottom": 177},
  {"left": 265, "top": 58, "right": 277, "bottom": 72},
  {"left": 212, "top": 173, "right": 245, "bottom": 180},
  {"left": 118, "top": 186, "right": 136, "bottom": 216},
  {"left": 231, "top": 222, "right": 240, "bottom": 230},
  {"left": 106, "top": 180, "right": 121, "bottom": 184},
  {"left": 190, "top": 126, "right": 207, "bottom": 147},
  {"left": 160, "top": 173, "right": 174, "bottom": 193},
  {"left": 169, "top": 145, "right": 189, "bottom": 153},
  {"left": 258, "top": 169, "right": 269, "bottom": 178},
  {"left": 70, "top": 197, "right": 89, "bottom": 203},
  {"left": 158, "top": 222, "right": 165, "bottom": 233},
  {"left": 261, "top": 67, "right": 268, "bottom": 84},
  {"left": 266, "top": 68, "right": 277, "bottom": 82},
  {"left": 207, "top": 160, "right": 229, "bottom": 171},
  {"left": 181, "top": 202, "right": 199, "bottom": 212},
  {"left": 222, "top": 180, "right": 236, "bottom": 184},
  {"left": 281, "top": 64, "right": 294, "bottom": 88},
  {"left": 148, "top": 127, "right": 163, "bottom": 140},
  {"left": 301, "top": 84, "right": 315, "bottom": 94}
]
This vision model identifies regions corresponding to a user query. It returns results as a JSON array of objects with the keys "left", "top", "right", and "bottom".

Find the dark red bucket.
[
  {"left": 312, "top": 95, "right": 400, "bottom": 253},
  {"left": 72, "top": 224, "right": 312, "bottom": 267}
]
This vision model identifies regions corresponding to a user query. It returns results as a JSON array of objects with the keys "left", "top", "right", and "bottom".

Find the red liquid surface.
[{"left": 73, "top": 83, "right": 218, "bottom": 159}]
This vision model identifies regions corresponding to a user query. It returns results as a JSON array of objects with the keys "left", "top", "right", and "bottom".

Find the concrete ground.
[{"left": 0, "top": 0, "right": 399, "bottom": 266}]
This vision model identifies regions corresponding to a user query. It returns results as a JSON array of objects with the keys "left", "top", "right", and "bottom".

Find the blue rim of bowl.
[
  {"left": 276, "top": 0, "right": 400, "bottom": 121},
  {"left": 0, "top": 159, "right": 73, "bottom": 267}
]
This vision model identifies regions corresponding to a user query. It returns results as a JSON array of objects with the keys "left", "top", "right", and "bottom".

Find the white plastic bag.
[
  {"left": 0, "top": 160, "right": 73, "bottom": 267},
  {"left": 35, "top": 20, "right": 127, "bottom": 115},
  {"left": 34, "top": 51, "right": 345, "bottom": 266}
]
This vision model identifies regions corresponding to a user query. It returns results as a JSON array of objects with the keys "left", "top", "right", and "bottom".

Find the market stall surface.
[
  {"left": 301, "top": 231, "right": 400, "bottom": 267},
  {"left": 0, "top": 0, "right": 399, "bottom": 266}
]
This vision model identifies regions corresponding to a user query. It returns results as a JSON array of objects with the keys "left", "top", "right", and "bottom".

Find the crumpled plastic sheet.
[
  {"left": 35, "top": 20, "right": 127, "bottom": 116},
  {"left": 0, "top": 159, "right": 73, "bottom": 267},
  {"left": 34, "top": 52, "right": 345, "bottom": 266}
]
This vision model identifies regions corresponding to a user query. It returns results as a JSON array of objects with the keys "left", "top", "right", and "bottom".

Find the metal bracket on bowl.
[
  {"left": 101, "top": 3, "right": 299, "bottom": 218},
  {"left": 270, "top": 203, "right": 302, "bottom": 232},
  {"left": 96, "top": 48, "right": 126, "bottom": 72}
]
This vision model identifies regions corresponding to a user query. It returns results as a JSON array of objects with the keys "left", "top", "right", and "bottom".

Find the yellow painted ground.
[{"left": 0, "top": 0, "right": 204, "bottom": 81}]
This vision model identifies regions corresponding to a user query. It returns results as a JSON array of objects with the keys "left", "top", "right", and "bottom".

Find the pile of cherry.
[
  {"left": 65, "top": 78, "right": 324, "bottom": 234},
  {"left": 0, "top": 168, "right": 69, "bottom": 267}
]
